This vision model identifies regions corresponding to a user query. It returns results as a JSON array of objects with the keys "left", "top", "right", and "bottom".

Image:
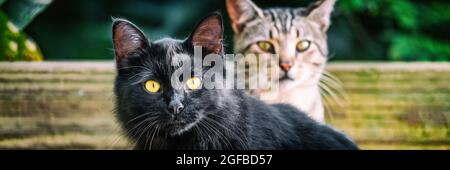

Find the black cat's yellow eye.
[
  {"left": 296, "top": 40, "right": 311, "bottom": 52},
  {"left": 186, "top": 77, "right": 202, "bottom": 90},
  {"left": 257, "top": 41, "right": 274, "bottom": 53},
  {"left": 144, "top": 80, "right": 161, "bottom": 93}
]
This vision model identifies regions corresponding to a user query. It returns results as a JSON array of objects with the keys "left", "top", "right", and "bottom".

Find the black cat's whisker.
[
  {"left": 204, "top": 116, "right": 248, "bottom": 150},
  {"left": 133, "top": 122, "right": 150, "bottom": 146},
  {"left": 191, "top": 126, "right": 204, "bottom": 149},
  {"left": 142, "top": 120, "right": 160, "bottom": 150},
  {"left": 206, "top": 121, "right": 233, "bottom": 150},
  {"left": 110, "top": 133, "right": 126, "bottom": 149},
  {"left": 197, "top": 108, "right": 233, "bottom": 149},
  {"left": 195, "top": 122, "right": 216, "bottom": 150},
  {"left": 125, "top": 112, "right": 156, "bottom": 126},
  {"left": 142, "top": 121, "right": 161, "bottom": 149},
  {"left": 200, "top": 119, "right": 233, "bottom": 150},
  {"left": 129, "top": 116, "right": 159, "bottom": 144},
  {"left": 109, "top": 124, "right": 134, "bottom": 149},
  {"left": 208, "top": 113, "right": 248, "bottom": 146},
  {"left": 205, "top": 109, "right": 249, "bottom": 150},
  {"left": 143, "top": 122, "right": 155, "bottom": 150},
  {"left": 197, "top": 117, "right": 220, "bottom": 150},
  {"left": 193, "top": 123, "right": 207, "bottom": 149},
  {"left": 196, "top": 121, "right": 211, "bottom": 149},
  {"left": 207, "top": 112, "right": 228, "bottom": 120},
  {"left": 127, "top": 115, "right": 158, "bottom": 136},
  {"left": 147, "top": 124, "right": 160, "bottom": 150},
  {"left": 117, "top": 65, "right": 152, "bottom": 72},
  {"left": 127, "top": 71, "right": 150, "bottom": 81},
  {"left": 198, "top": 121, "right": 219, "bottom": 148},
  {"left": 123, "top": 72, "right": 152, "bottom": 88},
  {"left": 125, "top": 112, "right": 158, "bottom": 125}
]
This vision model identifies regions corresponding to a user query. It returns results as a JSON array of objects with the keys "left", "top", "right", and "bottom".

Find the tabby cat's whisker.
[
  {"left": 320, "top": 75, "right": 345, "bottom": 91},
  {"left": 319, "top": 82, "right": 345, "bottom": 108},
  {"left": 323, "top": 71, "right": 344, "bottom": 85},
  {"left": 320, "top": 90, "right": 337, "bottom": 121},
  {"left": 320, "top": 81, "right": 348, "bottom": 104},
  {"left": 321, "top": 71, "right": 348, "bottom": 100}
]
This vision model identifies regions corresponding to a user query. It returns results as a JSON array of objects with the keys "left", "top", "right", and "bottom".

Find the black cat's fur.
[{"left": 112, "top": 13, "right": 358, "bottom": 150}]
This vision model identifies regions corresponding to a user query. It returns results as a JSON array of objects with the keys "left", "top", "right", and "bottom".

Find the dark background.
[{"left": 15, "top": 0, "right": 450, "bottom": 61}]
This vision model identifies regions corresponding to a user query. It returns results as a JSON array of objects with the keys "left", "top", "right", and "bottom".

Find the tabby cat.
[
  {"left": 112, "top": 13, "right": 357, "bottom": 150},
  {"left": 227, "top": 0, "right": 337, "bottom": 123}
]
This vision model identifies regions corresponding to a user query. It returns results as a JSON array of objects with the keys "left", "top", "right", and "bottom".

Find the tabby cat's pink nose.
[{"left": 280, "top": 63, "right": 292, "bottom": 72}]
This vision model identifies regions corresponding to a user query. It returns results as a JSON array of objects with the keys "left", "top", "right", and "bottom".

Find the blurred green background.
[{"left": 1, "top": 0, "right": 450, "bottom": 61}]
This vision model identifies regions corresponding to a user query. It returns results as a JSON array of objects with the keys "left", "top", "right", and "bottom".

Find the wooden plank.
[{"left": 0, "top": 61, "right": 449, "bottom": 149}]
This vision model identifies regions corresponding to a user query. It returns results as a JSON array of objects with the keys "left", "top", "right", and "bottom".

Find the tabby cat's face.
[
  {"left": 227, "top": 0, "right": 335, "bottom": 88},
  {"left": 113, "top": 14, "right": 227, "bottom": 137}
]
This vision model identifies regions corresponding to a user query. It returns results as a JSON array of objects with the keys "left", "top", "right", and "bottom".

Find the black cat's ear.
[
  {"left": 189, "top": 13, "right": 224, "bottom": 54},
  {"left": 112, "top": 18, "right": 148, "bottom": 65},
  {"left": 306, "top": 0, "right": 336, "bottom": 32},
  {"left": 226, "top": 0, "right": 264, "bottom": 33}
]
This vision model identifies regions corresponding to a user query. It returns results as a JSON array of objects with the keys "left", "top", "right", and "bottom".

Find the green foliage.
[
  {"left": 1, "top": 0, "right": 446, "bottom": 61},
  {"left": 3, "top": 0, "right": 53, "bottom": 30},
  {"left": 389, "top": 34, "right": 450, "bottom": 61},
  {"left": 338, "top": 0, "right": 450, "bottom": 61},
  {"left": 0, "top": 11, "right": 43, "bottom": 61},
  {"left": 339, "top": 0, "right": 418, "bottom": 30},
  {"left": 0, "top": 0, "right": 52, "bottom": 61}
]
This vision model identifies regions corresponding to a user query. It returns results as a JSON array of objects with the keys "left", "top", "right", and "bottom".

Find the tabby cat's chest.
[{"left": 258, "top": 84, "right": 324, "bottom": 123}]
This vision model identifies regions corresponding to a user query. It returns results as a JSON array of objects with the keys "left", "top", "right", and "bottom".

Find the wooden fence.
[{"left": 0, "top": 61, "right": 449, "bottom": 149}]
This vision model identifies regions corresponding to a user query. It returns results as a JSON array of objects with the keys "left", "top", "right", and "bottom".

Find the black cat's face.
[{"left": 113, "top": 14, "right": 225, "bottom": 136}]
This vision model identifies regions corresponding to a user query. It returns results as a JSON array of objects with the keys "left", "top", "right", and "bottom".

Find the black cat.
[{"left": 112, "top": 13, "right": 358, "bottom": 150}]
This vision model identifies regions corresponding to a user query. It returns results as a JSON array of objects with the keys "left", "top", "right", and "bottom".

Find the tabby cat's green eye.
[
  {"left": 186, "top": 77, "right": 202, "bottom": 90},
  {"left": 257, "top": 41, "right": 274, "bottom": 53},
  {"left": 144, "top": 80, "right": 161, "bottom": 93},
  {"left": 296, "top": 40, "right": 311, "bottom": 52}
]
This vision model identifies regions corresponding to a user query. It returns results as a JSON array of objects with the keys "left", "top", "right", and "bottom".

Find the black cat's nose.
[{"left": 168, "top": 101, "right": 184, "bottom": 115}]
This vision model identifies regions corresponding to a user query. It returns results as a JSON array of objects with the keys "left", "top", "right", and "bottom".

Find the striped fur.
[{"left": 227, "top": 0, "right": 338, "bottom": 123}]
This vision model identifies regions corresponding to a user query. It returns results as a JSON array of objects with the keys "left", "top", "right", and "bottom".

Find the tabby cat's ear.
[
  {"left": 112, "top": 18, "right": 148, "bottom": 65},
  {"left": 189, "top": 13, "right": 224, "bottom": 54},
  {"left": 226, "top": 0, "right": 264, "bottom": 33},
  {"left": 307, "top": 0, "right": 336, "bottom": 32}
]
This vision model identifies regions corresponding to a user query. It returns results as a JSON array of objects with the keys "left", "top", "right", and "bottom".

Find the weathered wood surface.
[{"left": 0, "top": 61, "right": 449, "bottom": 149}]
